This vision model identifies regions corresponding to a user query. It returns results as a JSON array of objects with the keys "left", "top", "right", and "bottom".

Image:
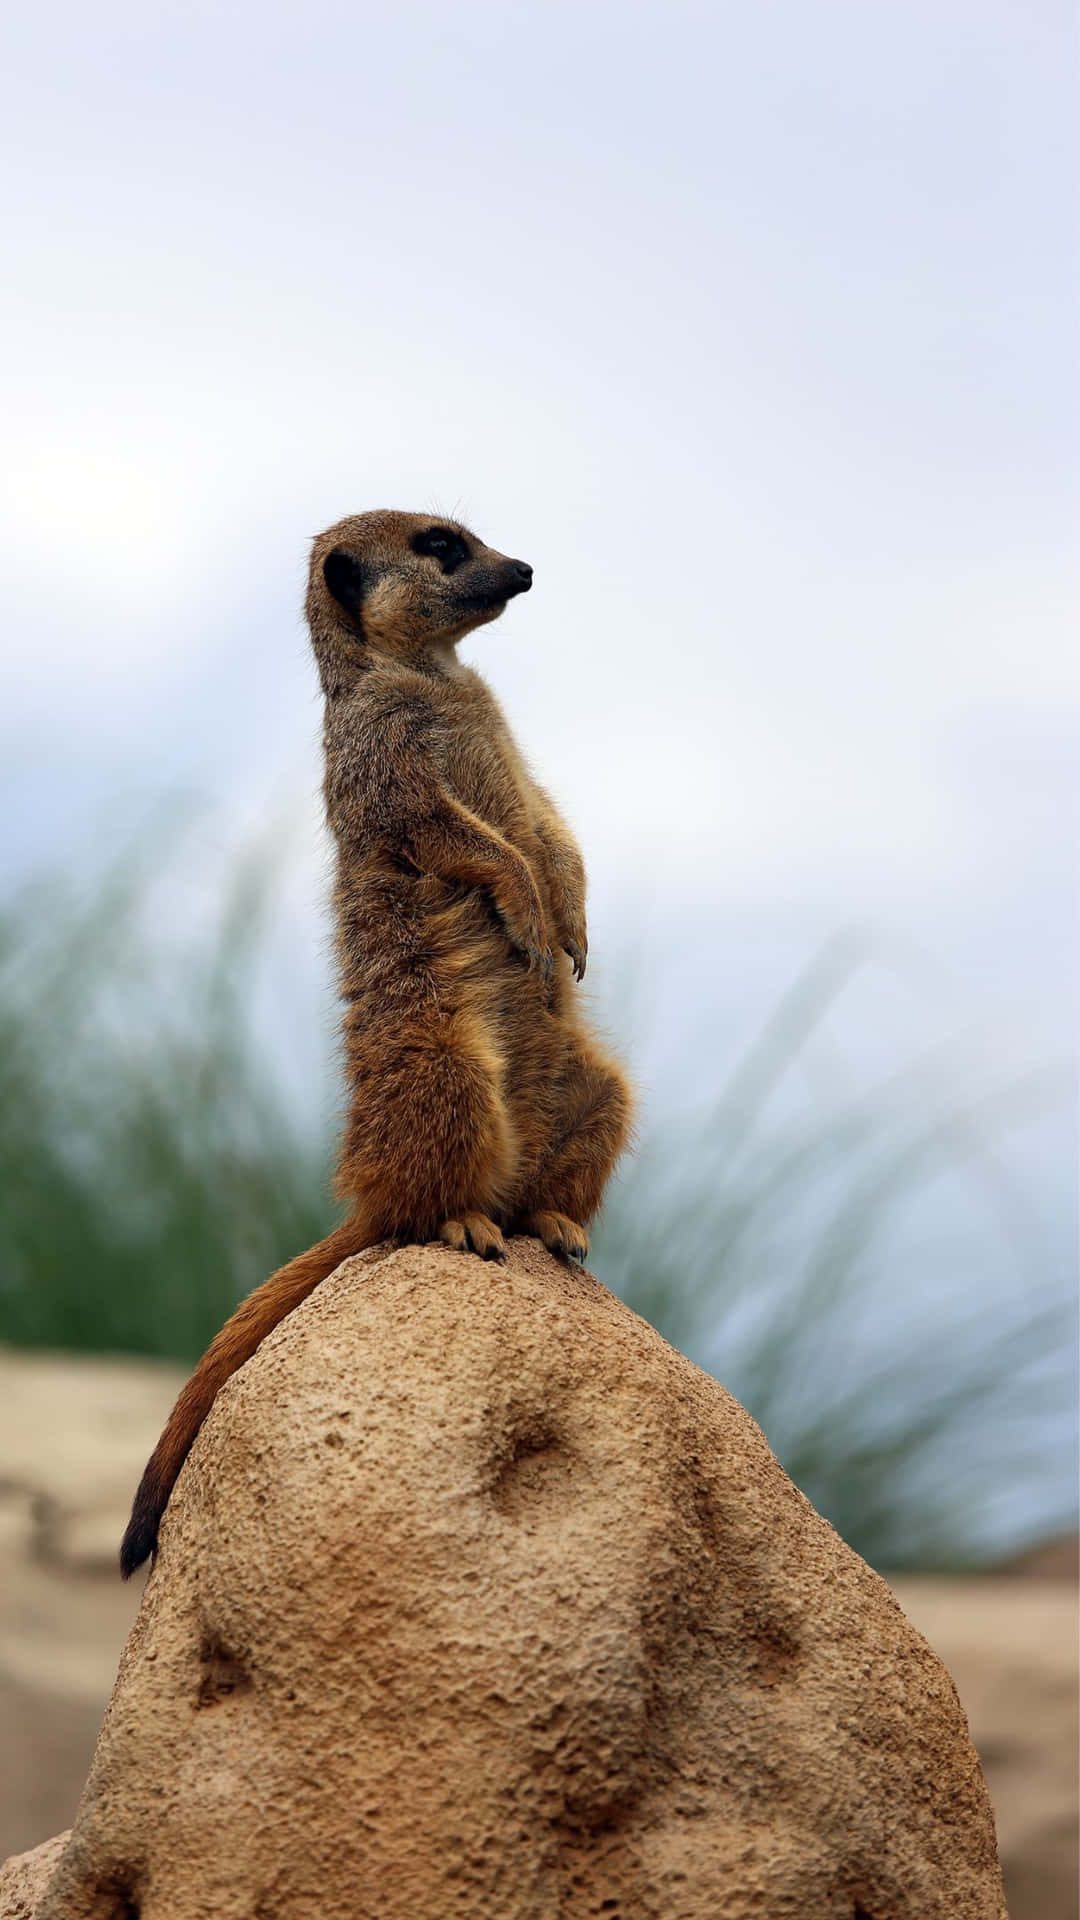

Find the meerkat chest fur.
[
  {"left": 324, "top": 664, "right": 547, "bottom": 867},
  {"left": 439, "top": 666, "right": 541, "bottom": 843}
]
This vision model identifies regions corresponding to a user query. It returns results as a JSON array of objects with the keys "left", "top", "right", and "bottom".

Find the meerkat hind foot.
[
  {"left": 519, "top": 1210, "right": 589, "bottom": 1263},
  {"left": 438, "top": 1213, "right": 508, "bottom": 1261}
]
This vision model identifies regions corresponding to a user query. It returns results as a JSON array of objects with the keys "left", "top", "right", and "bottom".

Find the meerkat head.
[{"left": 306, "top": 509, "right": 532, "bottom": 690}]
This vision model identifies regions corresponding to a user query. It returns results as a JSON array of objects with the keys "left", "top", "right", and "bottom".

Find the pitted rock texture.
[
  {"left": 0, "top": 1836, "right": 69, "bottom": 1919},
  {"left": 29, "top": 1241, "right": 1004, "bottom": 1919}
]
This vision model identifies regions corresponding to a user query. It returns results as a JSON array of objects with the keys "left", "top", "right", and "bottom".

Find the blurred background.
[{"left": 1, "top": 1, "right": 1076, "bottom": 1912}]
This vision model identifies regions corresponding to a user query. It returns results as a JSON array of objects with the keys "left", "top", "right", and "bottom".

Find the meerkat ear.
[{"left": 323, "top": 548, "right": 370, "bottom": 628}]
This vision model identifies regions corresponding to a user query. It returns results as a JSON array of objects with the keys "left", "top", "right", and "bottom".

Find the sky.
[{"left": 2, "top": 2, "right": 1075, "bottom": 1311}]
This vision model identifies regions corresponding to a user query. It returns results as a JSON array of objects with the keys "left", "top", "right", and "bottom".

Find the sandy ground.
[{"left": 0, "top": 1345, "right": 1075, "bottom": 1919}]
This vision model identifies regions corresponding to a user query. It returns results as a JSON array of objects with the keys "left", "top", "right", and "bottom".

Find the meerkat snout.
[
  {"left": 487, "top": 557, "right": 532, "bottom": 603},
  {"left": 446, "top": 552, "right": 533, "bottom": 617}
]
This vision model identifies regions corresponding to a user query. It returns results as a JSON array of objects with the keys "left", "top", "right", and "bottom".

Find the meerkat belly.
[
  {"left": 333, "top": 856, "right": 540, "bottom": 1018},
  {"left": 333, "top": 848, "right": 572, "bottom": 1120}
]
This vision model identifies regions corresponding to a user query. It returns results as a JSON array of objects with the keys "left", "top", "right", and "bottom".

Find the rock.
[
  {"left": 24, "top": 1241, "right": 1004, "bottom": 1919},
  {"left": 0, "top": 1836, "right": 69, "bottom": 1920}
]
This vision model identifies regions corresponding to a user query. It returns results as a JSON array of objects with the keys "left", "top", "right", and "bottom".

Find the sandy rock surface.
[
  {"left": 16, "top": 1240, "right": 1004, "bottom": 1920},
  {"left": 0, "top": 1838, "right": 69, "bottom": 1920}
]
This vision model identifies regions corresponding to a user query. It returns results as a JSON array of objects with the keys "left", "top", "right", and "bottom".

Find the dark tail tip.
[{"left": 120, "top": 1480, "right": 161, "bottom": 1579}]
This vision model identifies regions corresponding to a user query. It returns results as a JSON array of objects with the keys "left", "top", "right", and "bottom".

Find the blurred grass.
[
  {"left": 0, "top": 827, "right": 335, "bottom": 1359},
  {"left": 591, "top": 933, "right": 1076, "bottom": 1568},
  {"left": 0, "top": 831, "right": 1075, "bottom": 1569}
]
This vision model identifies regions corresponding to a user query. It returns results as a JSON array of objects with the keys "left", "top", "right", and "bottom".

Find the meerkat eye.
[{"left": 411, "top": 526, "right": 469, "bottom": 573}]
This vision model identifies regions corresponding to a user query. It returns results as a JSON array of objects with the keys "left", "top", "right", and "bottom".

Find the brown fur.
[{"left": 120, "top": 509, "right": 633, "bottom": 1576}]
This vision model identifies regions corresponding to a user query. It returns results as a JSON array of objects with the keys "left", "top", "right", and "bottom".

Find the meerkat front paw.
[
  {"left": 551, "top": 906, "right": 587, "bottom": 981},
  {"left": 497, "top": 900, "right": 553, "bottom": 979},
  {"left": 514, "top": 918, "right": 554, "bottom": 979},
  {"left": 562, "top": 936, "right": 587, "bottom": 982}
]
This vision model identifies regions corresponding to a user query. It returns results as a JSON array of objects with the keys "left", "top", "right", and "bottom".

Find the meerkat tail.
[{"left": 119, "top": 1217, "right": 372, "bottom": 1578}]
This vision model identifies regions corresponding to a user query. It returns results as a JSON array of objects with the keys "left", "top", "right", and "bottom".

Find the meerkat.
[{"left": 119, "top": 509, "right": 633, "bottom": 1577}]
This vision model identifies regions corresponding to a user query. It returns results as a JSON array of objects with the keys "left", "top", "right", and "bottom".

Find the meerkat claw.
[
  {"left": 519, "top": 1211, "right": 589, "bottom": 1263},
  {"left": 441, "top": 1213, "right": 508, "bottom": 1262},
  {"left": 565, "top": 942, "right": 587, "bottom": 981}
]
